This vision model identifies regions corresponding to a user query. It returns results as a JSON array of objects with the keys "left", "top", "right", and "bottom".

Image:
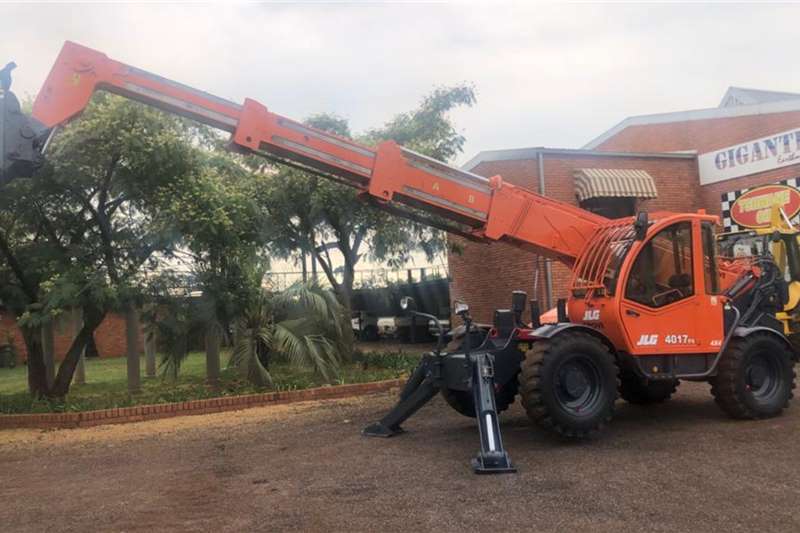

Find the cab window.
[{"left": 625, "top": 222, "right": 694, "bottom": 307}]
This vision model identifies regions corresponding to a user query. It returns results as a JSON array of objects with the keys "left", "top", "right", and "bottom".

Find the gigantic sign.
[
  {"left": 729, "top": 184, "right": 800, "bottom": 229},
  {"left": 699, "top": 127, "right": 800, "bottom": 185}
]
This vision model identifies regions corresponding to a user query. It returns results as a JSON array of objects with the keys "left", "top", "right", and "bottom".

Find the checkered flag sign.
[{"left": 721, "top": 177, "right": 800, "bottom": 232}]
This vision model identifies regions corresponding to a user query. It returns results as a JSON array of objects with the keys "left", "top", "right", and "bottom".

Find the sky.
[
  {"left": 5, "top": 2, "right": 800, "bottom": 161},
  {"left": 3, "top": 1, "right": 799, "bottom": 275}
]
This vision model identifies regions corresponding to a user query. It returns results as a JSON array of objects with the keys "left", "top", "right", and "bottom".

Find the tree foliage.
[
  {"left": 0, "top": 93, "right": 201, "bottom": 397},
  {"left": 259, "top": 84, "right": 476, "bottom": 306},
  {"left": 154, "top": 151, "right": 268, "bottom": 324}
]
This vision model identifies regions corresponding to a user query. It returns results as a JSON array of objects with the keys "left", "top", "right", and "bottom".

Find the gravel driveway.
[{"left": 1, "top": 380, "right": 799, "bottom": 532}]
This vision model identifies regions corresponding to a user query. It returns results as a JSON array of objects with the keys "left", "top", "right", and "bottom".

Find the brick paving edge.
[{"left": 0, "top": 378, "right": 405, "bottom": 430}]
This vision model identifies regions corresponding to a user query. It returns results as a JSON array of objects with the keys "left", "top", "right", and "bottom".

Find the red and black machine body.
[{"left": 2, "top": 42, "right": 796, "bottom": 474}]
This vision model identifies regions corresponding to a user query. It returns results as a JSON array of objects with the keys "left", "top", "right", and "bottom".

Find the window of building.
[
  {"left": 625, "top": 222, "right": 694, "bottom": 307},
  {"left": 579, "top": 197, "right": 637, "bottom": 219}
]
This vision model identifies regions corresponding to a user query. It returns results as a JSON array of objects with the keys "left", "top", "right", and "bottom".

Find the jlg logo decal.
[
  {"left": 637, "top": 334, "right": 659, "bottom": 346},
  {"left": 583, "top": 309, "right": 600, "bottom": 321}
]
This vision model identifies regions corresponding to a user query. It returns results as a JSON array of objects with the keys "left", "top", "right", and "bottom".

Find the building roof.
[
  {"left": 461, "top": 146, "right": 695, "bottom": 173},
  {"left": 583, "top": 87, "right": 800, "bottom": 150},
  {"left": 719, "top": 87, "right": 800, "bottom": 108}
]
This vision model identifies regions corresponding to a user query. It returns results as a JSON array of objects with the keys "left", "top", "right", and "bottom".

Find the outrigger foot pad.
[
  {"left": 362, "top": 422, "right": 404, "bottom": 438},
  {"left": 472, "top": 452, "right": 517, "bottom": 475}
]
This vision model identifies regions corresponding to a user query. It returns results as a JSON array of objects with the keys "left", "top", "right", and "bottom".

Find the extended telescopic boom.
[{"left": 30, "top": 41, "right": 605, "bottom": 264}]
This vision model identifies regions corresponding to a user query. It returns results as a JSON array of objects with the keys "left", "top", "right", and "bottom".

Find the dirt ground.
[{"left": 2, "top": 381, "right": 799, "bottom": 532}]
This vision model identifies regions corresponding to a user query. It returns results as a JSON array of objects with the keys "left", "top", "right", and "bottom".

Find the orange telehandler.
[{"left": 1, "top": 42, "right": 796, "bottom": 474}]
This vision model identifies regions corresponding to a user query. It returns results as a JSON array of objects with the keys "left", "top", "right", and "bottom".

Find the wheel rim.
[
  {"left": 745, "top": 349, "right": 782, "bottom": 403},
  {"left": 555, "top": 354, "right": 605, "bottom": 416}
]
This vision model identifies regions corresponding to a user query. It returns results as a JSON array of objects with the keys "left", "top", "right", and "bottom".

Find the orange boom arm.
[{"left": 33, "top": 41, "right": 605, "bottom": 264}]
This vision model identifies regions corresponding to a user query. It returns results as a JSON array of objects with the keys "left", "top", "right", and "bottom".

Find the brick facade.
[
  {"left": 595, "top": 111, "right": 800, "bottom": 155},
  {"left": 594, "top": 109, "right": 800, "bottom": 220},
  {"left": 0, "top": 310, "right": 139, "bottom": 361},
  {"left": 451, "top": 104, "right": 800, "bottom": 323}
]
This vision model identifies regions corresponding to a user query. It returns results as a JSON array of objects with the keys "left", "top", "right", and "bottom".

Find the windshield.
[{"left": 603, "top": 236, "right": 636, "bottom": 295}]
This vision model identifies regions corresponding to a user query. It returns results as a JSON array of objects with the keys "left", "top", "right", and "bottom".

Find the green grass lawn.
[{"left": 0, "top": 348, "right": 420, "bottom": 414}]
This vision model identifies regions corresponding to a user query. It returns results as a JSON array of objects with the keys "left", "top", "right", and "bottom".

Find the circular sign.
[{"left": 730, "top": 184, "right": 800, "bottom": 229}]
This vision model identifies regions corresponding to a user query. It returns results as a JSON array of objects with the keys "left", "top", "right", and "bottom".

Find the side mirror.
[
  {"left": 400, "top": 296, "right": 417, "bottom": 312},
  {"left": 454, "top": 300, "right": 470, "bottom": 317},
  {"left": 634, "top": 211, "right": 649, "bottom": 241}
]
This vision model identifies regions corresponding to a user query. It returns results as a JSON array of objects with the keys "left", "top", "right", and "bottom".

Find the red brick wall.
[
  {"left": 0, "top": 314, "right": 26, "bottom": 360},
  {"left": 0, "top": 311, "right": 138, "bottom": 361},
  {"left": 449, "top": 154, "right": 699, "bottom": 322},
  {"left": 94, "top": 314, "right": 136, "bottom": 360},
  {"left": 595, "top": 111, "right": 800, "bottom": 154},
  {"left": 595, "top": 109, "right": 800, "bottom": 217}
]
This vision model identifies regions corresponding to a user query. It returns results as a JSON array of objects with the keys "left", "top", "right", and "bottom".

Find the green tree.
[
  {"left": 260, "top": 85, "right": 475, "bottom": 309},
  {"left": 153, "top": 151, "right": 268, "bottom": 384},
  {"left": 0, "top": 183, "right": 106, "bottom": 397},
  {"left": 0, "top": 93, "right": 200, "bottom": 397}
]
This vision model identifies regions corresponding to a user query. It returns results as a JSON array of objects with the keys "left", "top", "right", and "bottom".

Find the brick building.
[
  {"left": 450, "top": 87, "right": 800, "bottom": 321},
  {"left": 0, "top": 309, "right": 134, "bottom": 361}
]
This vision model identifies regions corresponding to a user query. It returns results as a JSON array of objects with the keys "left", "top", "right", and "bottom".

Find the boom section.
[{"left": 32, "top": 41, "right": 605, "bottom": 263}]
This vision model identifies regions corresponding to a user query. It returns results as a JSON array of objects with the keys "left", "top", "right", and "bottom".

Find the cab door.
[{"left": 620, "top": 220, "right": 723, "bottom": 355}]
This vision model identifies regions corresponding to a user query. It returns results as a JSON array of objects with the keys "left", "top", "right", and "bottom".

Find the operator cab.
[{"left": 569, "top": 212, "right": 725, "bottom": 364}]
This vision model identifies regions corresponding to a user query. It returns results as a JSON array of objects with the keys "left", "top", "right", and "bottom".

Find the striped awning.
[{"left": 574, "top": 168, "right": 659, "bottom": 201}]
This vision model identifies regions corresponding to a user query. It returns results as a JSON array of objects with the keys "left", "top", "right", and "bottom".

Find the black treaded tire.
[
  {"left": 518, "top": 332, "right": 619, "bottom": 438},
  {"left": 619, "top": 371, "right": 679, "bottom": 405},
  {"left": 710, "top": 333, "right": 796, "bottom": 419},
  {"left": 788, "top": 333, "right": 800, "bottom": 358},
  {"left": 441, "top": 380, "right": 518, "bottom": 418}
]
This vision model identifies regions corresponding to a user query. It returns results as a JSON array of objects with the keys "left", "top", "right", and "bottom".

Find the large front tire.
[
  {"left": 441, "top": 380, "right": 518, "bottom": 418},
  {"left": 518, "top": 332, "right": 618, "bottom": 438},
  {"left": 710, "top": 333, "right": 796, "bottom": 419}
]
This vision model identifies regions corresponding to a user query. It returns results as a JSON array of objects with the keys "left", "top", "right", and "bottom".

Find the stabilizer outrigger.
[{"left": 363, "top": 297, "right": 519, "bottom": 474}]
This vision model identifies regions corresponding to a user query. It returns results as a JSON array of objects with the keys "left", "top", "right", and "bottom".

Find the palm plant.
[
  {"left": 152, "top": 298, "right": 192, "bottom": 381},
  {"left": 141, "top": 274, "right": 195, "bottom": 381},
  {"left": 230, "top": 281, "right": 346, "bottom": 388}
]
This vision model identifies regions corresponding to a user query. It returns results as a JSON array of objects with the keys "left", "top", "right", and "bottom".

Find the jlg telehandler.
[{"left": 1, "top": 42, "right": 796, "bottom": 474}]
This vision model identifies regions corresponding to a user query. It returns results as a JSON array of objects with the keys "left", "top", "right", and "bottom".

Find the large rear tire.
[
  {"left": 710, "top": 333, "right": 796, "bottom": 419},
  {"left": 518, "top": 332, "right": 618, "bottom": 438},
  {"left": 619, "top": 371, "right": 679, "bottom": 405},
  {"left": 441, "top": 380, "right": 518, "bottom": 418}
]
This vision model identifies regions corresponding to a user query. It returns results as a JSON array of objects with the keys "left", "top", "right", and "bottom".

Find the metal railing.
[{"left": 264, "top": 265, "right": 450, "bottom": 291}]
